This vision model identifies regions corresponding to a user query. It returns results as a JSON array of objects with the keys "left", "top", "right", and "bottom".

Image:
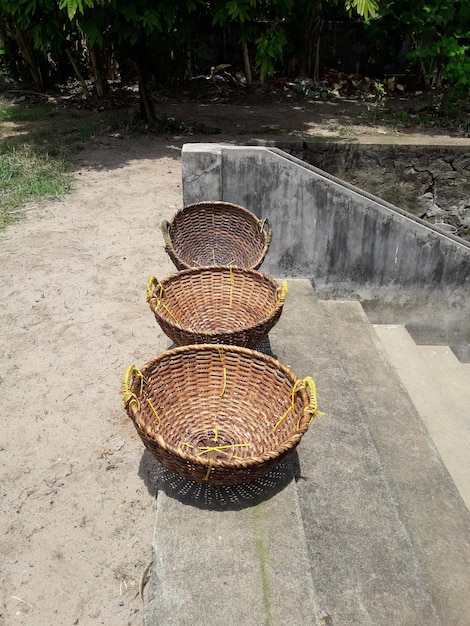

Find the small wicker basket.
[
  {"left": 146, "top": 268, "right": 287, "bottom": 348},
  {"left": 122, "top": 344, "right": 321, "bottom": 486},
  {"left": 161, "top": 201, "right": 272, "bottom": 271}
]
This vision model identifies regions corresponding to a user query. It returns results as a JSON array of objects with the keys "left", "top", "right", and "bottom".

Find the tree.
[
  {"left": 212, "top": 0, "right": 379, "bottom": 83},
  {"left": 0, "top": 0, "right": 67, "bottom": 90},
  {"left": 61, "top": 0, "right": 208, "bottom": 120},
  {"left": 376, "top": 0, "right": 470, "bottom": 92}
]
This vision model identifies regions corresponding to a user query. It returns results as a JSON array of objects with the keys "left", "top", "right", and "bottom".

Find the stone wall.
[{"left": 300, "top": 143, "right": 470, "bottom": 241}]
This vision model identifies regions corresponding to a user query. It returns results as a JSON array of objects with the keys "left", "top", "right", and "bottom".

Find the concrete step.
[
  {"left": 299, "top": 301, "right": 470, "bottom": 626},
  {"left": 373, "top": 324, "right": 470, "bottom": 510},
  {"left": 143, "top": 279, "right": 470, "bottom": 626}
]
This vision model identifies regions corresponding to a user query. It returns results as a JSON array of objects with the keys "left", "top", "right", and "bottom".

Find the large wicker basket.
[
  {"left": 146, "top": 268, "right": 288, "bottom": 348},
  {"left": 122, "top": 344, "right": 321, "bottom": 486},
  {"left": 161, "top": 201, "right": 272, "bottom": 270}
]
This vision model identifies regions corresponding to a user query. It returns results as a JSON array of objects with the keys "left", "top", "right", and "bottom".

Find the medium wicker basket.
[
  {"left": 122, "top": 344, "right": 321, "bottom": 486},
  {"left": 161, "top": 201, "right": 272, "bottom": 270},
  {"left": 146, "top": 268, "right": 288, "bottom": 348}
]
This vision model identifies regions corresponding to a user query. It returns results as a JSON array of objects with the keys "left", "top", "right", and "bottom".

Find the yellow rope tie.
[
  {"left": 274, "top": 379, "right": 305, "bottom": 431},
  {"left": 122, "top": 365, "right": 147, "bottom": 410},
  {"left": 180, "top": 442, "right": 194, "bottom": 451},
  {"left": 123, "top": 390, "right": 140, "bottom": 411},
  {"left": 147, "top": 398, "right": 161, "bottom": 423},
  {"left": 161, "top": 302, "right": 181, "bottom": 324},
  {"left": 301, "top": 377, "right": 325, "bottom": 428},
  {"left": 214, "top": 424, "right": 219, "bottom": 442},
  {"left": 196, "top": 443, "right": 249, "bottom": 457},
  {"left": 218, "top": 347, "right": 227, "bottom": 397},
  {"left": 204, "top": 460, "right": 213, "bottom": 481},
  {"left": 157, "top": 283, "right": 180, "bottom": 324},
  {"left": 148, "top": 278, "right": 181, "bottom": 325},
  {"left": 179, "top": 441, "right": 248, "bottom": 460},
  {"left": 269, "top": 280, "right": 288, "bottom": 315},
  {"left": 229, "top": 265, "right": 233, "bottom": 309}
]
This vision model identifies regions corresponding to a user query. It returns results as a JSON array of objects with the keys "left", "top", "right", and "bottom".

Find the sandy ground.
[
  {"left": 1, "top": 95, "right": 467, "bottom": 625},
  {"left": 0, "top": 136, "right": 186, "bottom": 626}
]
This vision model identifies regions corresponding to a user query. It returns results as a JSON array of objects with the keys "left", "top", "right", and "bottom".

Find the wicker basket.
[
  {"left": 122, "top": 344, "right": 321, "bottom": 486},
  {"left": 161, "top": 201, "right": 272, "bottom": 270},
  {"left": 146, "top": 268, "right": 288, "bottom": 348}
]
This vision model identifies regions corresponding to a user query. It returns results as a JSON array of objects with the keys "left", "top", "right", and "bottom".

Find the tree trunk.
[
  {"left": 13, "top": 26, "right": 44, "bottom": 90},
  {"left": 66, "top": 48, "right": 90, "bottom": 98},
  {"left": 134, "top": 43, "right": 156, "bottom": 123},
  {"left": 287, "top": 1, "right": 322, "bottom": 78},
  {"left": 314, "top": 37, "right": 320, "bottom": 79},
  {"left": 241, "top": 40, "right": 252, "bottom": 86},
  {"left": 89, "top": 44, "right": 109, "bottom": 97}
]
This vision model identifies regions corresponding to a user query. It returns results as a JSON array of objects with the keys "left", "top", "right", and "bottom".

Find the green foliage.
[
  {"left": 58, "top": 0, "right": 99, "bottom": 20},
  {"left": 378, "top": 0, "right": 470, "bottom": 91},
  {"left": 255, "top": 25, "right": 287, "bottom": 82},
  {"left": 345, "top": 0, "right": 378, "bottom": 20},
  {"left": 213, "top": 0, "right": 257, "bottom": 24},
  {"left": 212, "top": 0, "right": 293, "bottom": 81}
]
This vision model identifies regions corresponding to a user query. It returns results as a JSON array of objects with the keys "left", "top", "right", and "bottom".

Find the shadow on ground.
[{"left": 138, "top": 448, "right": 303, "bottom": 511}]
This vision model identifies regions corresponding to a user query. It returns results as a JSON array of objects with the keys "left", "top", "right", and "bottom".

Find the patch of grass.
[
  {"left": 0, "top": 143, "right": 74, "bottom": 229},
  {"left": 0, "top": 103, "right": 57, "bottom": 122}
]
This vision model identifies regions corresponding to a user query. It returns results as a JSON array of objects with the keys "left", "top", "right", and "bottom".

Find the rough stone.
[{"left": 299, "top": 143, "right": 470, "bottom": 240}]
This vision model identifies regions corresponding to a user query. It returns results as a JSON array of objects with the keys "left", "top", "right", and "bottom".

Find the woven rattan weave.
[
  {"left": 146, "top": 268, "right": 287, "bottom": 347},
  {"left": 161, "top": 201, "right": 272, "bottom": 270},
  {"left": 122, "top": 344, "right": 321, "bottom": 486}
]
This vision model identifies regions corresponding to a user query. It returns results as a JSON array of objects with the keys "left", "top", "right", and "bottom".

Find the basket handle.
[
  {"left": 302, "top": 376, "right": 323, "bottom": 423},
  {"left": 122, "top": 365, "right": 145, "bottom": 415},
  {"left": 146, "top": 275, "right": 163, "bottom": 306},
  {"left": 276, "top": 280, "right": 288, "bottom": 305},
  {"left": 259, "top": 218, "right": 273, "bottom": 246},
  {"left": 161, "top": 220, "right": 173, "bottom": 250}
]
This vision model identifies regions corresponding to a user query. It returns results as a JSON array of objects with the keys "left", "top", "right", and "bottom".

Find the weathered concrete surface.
[
  {"left": 181, "top": 143, "right": 470, "bottom": 350},
  {"left": 144, "top": 281, "right": 470, "bottom": 625},
  {"left": 309, "top": 297, "right": 470, "bottom": 626},
  {"left": 374, "top": 324, "right": 470, "bottom": 510},
  {"left": 144, "top": 456, "right": 320, "bottom": 626}
]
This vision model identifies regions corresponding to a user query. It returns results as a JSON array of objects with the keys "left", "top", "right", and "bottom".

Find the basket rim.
[
  {"left": 175, "top": 200, "right": 263, "bottom": 221},
  {"left": 147, "top": 266, "right": 285, "bottom": 338},
  {"left": 163, "top": 201, "right": 271, "bottom": 270},
  {"left": 125, "top": 343, "right": 312, "bottom": 471}
]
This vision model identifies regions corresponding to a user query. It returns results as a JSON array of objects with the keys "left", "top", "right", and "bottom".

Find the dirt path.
[
  {"left": 0, "top": 137, "right": 186, "bottom": 625},
  {"left": 0, "top": 94, "right": 467, "bottom": 625}
]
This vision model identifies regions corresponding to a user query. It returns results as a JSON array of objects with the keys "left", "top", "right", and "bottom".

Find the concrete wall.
[{"left": 181, "top": 143, "right": 470, "bottom": 345}]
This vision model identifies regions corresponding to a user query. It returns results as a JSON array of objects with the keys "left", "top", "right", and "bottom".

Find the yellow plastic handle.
[
  {"left": 276, "top": 280, "right": 288, "bottom": 305},
  {"left": 122, "top": 365, "right": 145, "bottom": 411},
  {"left": 302, "top": 376, "right": 323, "bottom": 422},
  {"left": 146, "top": 275, "right": 163, "bottom": 304}
]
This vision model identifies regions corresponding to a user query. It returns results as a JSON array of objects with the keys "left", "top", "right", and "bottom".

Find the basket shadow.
[
  {"left": 138, "top": 448, "right": 302, "bottom": 511},
  {"left": 167, "top": 333, "right": 277, "bottom": 357}
]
